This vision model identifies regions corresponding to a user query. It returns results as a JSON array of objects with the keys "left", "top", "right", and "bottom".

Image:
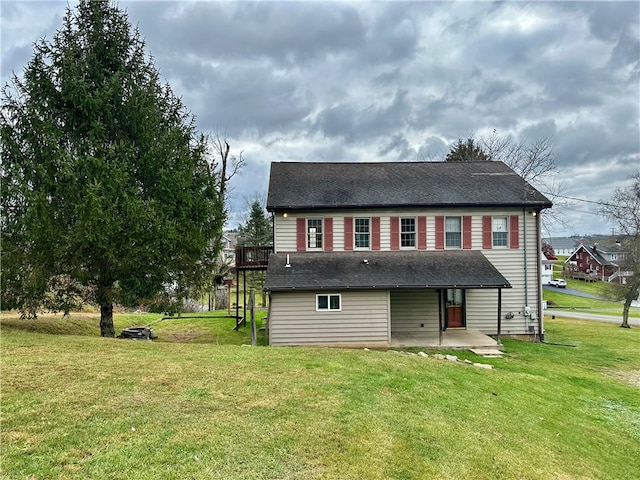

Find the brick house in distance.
[{"left": 263, "top": 161, "right": 552, "bottom": 348}]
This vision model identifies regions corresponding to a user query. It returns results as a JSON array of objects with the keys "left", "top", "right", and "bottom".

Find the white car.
[{"left": 549, "top": 278, "right": 567, "bottom": 288}]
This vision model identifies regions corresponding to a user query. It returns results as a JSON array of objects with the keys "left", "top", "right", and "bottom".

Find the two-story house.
[
  {"left": 566, "top": 242, "right": 628, "bottom": 282},
  {"left": 263, "top": 161, "right": 552, "bottom": 348}
]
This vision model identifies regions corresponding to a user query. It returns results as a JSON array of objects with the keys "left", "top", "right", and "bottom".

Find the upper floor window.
[
  {"left": 354, "top": 218, "right": 370, "bottom": 249},
  {"left": 401, "top": 217, "right": 416, "bottom": 248},
  {"left": 307, "top": 218, "right": 323, "bottom": 249},
  {"left": 317, "top": 294, "right": 341, "bottom": 311},
  {"left": 492, "top": 217, "right": 508, "bottom": 247},
  {"left": 445, "top": 216, "right": 461, "bottom": 248}
]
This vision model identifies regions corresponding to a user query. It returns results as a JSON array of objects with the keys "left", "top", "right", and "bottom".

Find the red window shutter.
[
  {"left": 509, "top": 215, "right": 520, "bottom": 249},
  {"left": 418, "top": 216, "right": 427, "bottom": 250},
  {"left": 482, "top": 216, "right": 492, "bottom": 249},
  {"left": 463, "top": 216, "right": 472, "bottom": 249},
  {"left": 324, "top": 217, "right": 333, "bottom": 251},
  {"left": 344, "top": 217, "right": 353, "bottom": 251},
  {"left": 435, "top": 216, "right": 444, "bottom": 250},
  {"left": 296, "top": 217, "right": 306, "bottom": 252},
  {"left": 372, "top": 217, "right": 381, "bottom": 250},
  {"left": 390, "top": 216, "right": 400, "bottom": 250}
]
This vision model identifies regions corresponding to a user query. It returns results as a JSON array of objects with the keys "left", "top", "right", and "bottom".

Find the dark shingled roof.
[
  {"left": 264, "top": 251, "right": 511, "bottom": 291},
  {"left": 267, "top": 161, "right": 552, "bottom": 211},
  {"left": 574, "top": 244, "right": 614, "bottom": 266}
]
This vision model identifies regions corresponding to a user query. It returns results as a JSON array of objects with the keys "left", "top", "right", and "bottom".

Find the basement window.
[{"left": 316, "top": 294, "right": 341, "bottom": 311}]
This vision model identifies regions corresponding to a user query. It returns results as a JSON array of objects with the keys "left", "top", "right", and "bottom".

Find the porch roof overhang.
[{"left": 264, "top": 251, "right": 511, "bottom": 292}]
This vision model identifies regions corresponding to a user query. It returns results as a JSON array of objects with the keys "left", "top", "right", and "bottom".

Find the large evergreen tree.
[
  {"left": 1, "top": 0, "right": 224, "bottom": 336},
  {"left": 239, "top": 201, "right": 272, "bottom": 246},
  {"left": 445, "top": 138, "right": 492, "bottom": 162}
]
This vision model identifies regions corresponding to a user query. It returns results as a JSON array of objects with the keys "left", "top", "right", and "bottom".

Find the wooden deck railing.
[{"left": 235, "top": 245, "right": 273, "bottom": 270}]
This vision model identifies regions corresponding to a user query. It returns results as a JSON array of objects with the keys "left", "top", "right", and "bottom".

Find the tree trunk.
[
  {"left": 100, "top": 302, "right": 115, "bottom": 337},
  {"left": 97, "top": 283, "right": 115, "bottom": 337},
  {"left": 214, "top": 285, "right": 228, "bottom": 310},
  {"left": 621, "top": 295, "right": 632, "bottom": 328}
]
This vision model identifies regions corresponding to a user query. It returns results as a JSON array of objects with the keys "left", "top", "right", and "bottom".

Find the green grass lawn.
[
  {"left": 544, "top": 279, "right": 640, "bottom": 318},
  {"left": 1, "top": 313, "right": 639, "bottom": 479},
  {"left": 0, "top": 310, "right": 268, "bottom": 345}
]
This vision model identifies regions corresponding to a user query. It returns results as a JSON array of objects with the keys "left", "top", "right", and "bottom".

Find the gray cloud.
[
  {"left": 313, "top": 89, "right": 410, "bottom": 143},
  {"left": 584, "top": 1, "right": 639, "bottom": 42},
  {"left": 128, "top": 1, "right": 367, "bottom": 66}
]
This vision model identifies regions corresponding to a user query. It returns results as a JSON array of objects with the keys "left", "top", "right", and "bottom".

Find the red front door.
[
  {"left": 445, "top": 289, "right": 465, "bottom": 328},
  {"left": 447, "top": 305, "right": 464, "bottom": 328}
]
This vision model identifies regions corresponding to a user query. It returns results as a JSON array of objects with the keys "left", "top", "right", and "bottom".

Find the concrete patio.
[{"left": 391, "top": 329, "right": 503, "bottom": 350}]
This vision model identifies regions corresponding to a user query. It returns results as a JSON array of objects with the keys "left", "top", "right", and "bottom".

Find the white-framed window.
[
  {"left": 445, "top": 216, "right": 461, "bottom": 248},
  {"left": 316, "top": 294, "right": 341, "bottom": 311},
  {"left": 354, "top": 218, "right": 370, "bottom": 249},
  {"left": 400, "top": 217, "right": 416, "bottom": 248},
  {"left": 307, "top": 218, "right": 323, "bottom": 249},
  {"left": 492, "top": 217, "right": 508, "bottom": 247}
]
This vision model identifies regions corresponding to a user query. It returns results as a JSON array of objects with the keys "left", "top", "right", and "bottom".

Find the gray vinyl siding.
[
  {"left": 390, "top": 290, "right": 440, "bottom": 333},
  {"left": 269, "top": 290, "right": 390, "bottom": 346},
  {"left": 274, "top": 214, "right": 299, "bottom": 252},
  {"left": 469, "top": 212, "right": 541, "bottom": 334},
  {"left": 272, "top": 208, "right": 543, "bottom": 337}
]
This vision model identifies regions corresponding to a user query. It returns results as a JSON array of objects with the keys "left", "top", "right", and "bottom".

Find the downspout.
[
  {"left": 523, "top": 208, "right": 529, "bottom": 309},
  {"left": 497, "top": 288, "right": 502, "bottom": 345},
  {"left": 522, "top": 208, "right": 531, "bottom": 339},
  {"left": 438, "top": 289, "right": 443, "bottom": 346},
  {"left": 535, "top": 210, "right": 544, "bottom": 341}
]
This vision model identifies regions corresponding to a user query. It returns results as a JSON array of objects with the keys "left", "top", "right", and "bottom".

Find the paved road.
[
  {"left": 545, "top": 309, "right": 639, "bottom": 326},
  {"left": 542, "top": 284, "right": 606, "bottom": 300},
  {"left": 543, "top": 284, "right": 639, "bottom": 325}
]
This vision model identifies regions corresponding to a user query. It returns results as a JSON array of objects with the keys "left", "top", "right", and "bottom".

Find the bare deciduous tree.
[
  {"left": 599, "top": 174, "right": 640, "bottom": 328},
  {"left": 478, "top": 130, "right": 568, "bottom": 236},
  {"left": 206, "top": 131, "right": 246, "bottom": 311},
  {"left": 212, "top": 131, "right": 245, "bottom": 208},
  {"left": 480, "top": 130, "right": 557, "bottom": 186}
]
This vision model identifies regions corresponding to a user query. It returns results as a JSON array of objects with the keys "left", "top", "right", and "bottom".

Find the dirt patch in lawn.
[
  {"left": 162, "top": 329, "right": 211, "bottom": 342},
  {"left": 602, "top": 368, "right": 640, "bottom": 388}
]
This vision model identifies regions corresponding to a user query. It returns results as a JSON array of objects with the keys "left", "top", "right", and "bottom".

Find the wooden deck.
[
  {"left": 235, "top": 245, "right": 273, "bottom": 270},
  {"left": 391, "top": 329, "right": 503, "bottom": 350}
]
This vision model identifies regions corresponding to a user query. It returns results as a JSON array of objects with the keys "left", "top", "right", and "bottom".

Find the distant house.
[
  {"left": 565, "top": 242, "right": 627, "bottom": 282},
  {"left": 541, "top": 253, "right": 554, "bottom": 285},
  {"left": 221, "top": 232, "right": 246, "bottom": 265},
  {"left": 544, "top": 237, "right": 578, "bottom": 256},
  {"left": 264, "top": 161, "right": 552, "bottom": 348}
]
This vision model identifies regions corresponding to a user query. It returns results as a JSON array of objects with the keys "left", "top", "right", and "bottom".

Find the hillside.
[{"left": 1, "top": 312, "right": 639, "bottom": 479}]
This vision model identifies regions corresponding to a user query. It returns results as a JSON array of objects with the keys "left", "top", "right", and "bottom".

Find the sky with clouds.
[{"left": 2, "top": 1, "right": 639, "bottom": 237}]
